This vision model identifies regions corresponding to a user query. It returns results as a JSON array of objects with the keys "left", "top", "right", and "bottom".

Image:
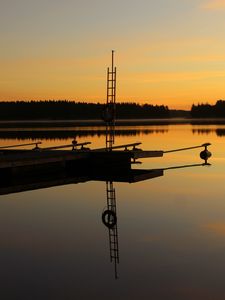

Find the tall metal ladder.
[
  {"left": 105, "top": 50, "right": 117, "bottom": 150},
  {"left": 106, "top": 181, "right": 119, "bottom": 279}
]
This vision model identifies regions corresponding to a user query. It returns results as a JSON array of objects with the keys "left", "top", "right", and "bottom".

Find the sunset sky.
[{"left": 1, "top": 0, "right": 225, "bottom": 109}]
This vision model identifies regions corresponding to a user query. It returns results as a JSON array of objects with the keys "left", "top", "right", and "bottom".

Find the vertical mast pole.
[{"left": 105, "top": 50, "right": 116, "bottom": 150}]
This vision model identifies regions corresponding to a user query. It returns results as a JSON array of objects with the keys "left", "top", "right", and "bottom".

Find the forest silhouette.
[
  {"left": 0, "top": 101, "right": 169, "bottom": 120},
  {"left": 191, "top": 100, "right": 225, "bottom": 118},
  {"left": 0, "top": 100, "right": 225, "bottom": 120}
]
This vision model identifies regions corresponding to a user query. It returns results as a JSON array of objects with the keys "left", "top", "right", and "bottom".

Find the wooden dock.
[
  {"left": 0, "top": 140, "right": 212, "bottom": 196},
  {"left": 0, "top": 141, "right": 164, "bottom": 178},
  {"left": 0, "top": 140, "right": 211, "bottom": 189},
  {"left": 0, "top": 141, "right": 211, "bottom": 173}
]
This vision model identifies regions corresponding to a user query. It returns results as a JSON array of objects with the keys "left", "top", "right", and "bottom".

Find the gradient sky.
[{"left": 1, "top": 0, "right": 225, "bottom": 109}]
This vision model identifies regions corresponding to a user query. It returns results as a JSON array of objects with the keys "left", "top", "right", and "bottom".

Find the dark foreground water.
[{"left": 0, "top": 124, "right": 224, "bottom": 300}]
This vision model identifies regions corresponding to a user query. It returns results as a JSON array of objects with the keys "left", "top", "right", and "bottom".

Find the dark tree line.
[
  {"left": 115, "top": 102, "right": 169, "bottom": 118},
  {"left": 0, "top": 101, "right": 170, "bottom": 120},
  {"left": 191, "top": 100, "right": 225, "bottom": 118}
]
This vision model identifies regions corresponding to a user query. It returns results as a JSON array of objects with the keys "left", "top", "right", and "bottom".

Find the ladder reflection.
[{"left": 102, "top": 181, "right": 119, "bottom": 279}]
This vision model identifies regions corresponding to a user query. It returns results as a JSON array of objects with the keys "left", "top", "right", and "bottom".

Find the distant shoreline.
[{"left": 1, "top": 118, "right": 225, "bottom": 129}]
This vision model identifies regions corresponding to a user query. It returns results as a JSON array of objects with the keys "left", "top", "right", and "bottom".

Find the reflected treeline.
[
  {"left": 0, "top": 129, "right": 168, "bottom": 140},
  {"left": 193, "top": 128, "right": 225, "bottom": 137}
]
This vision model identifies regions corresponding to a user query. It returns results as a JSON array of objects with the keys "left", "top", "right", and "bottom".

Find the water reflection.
[
  {"left": 2, "top": 123, "right": 225, "bottom": 298},
  {"left": 0, "top": 166, "right": 165, "bottom": 195},
  {"left": 0, "top": 157, "right": 211, "bottom": 280},
  {"left": 193, "top": 128, "right": 225, "bottom": 137},
  {"left": 0, "top": 128, "right": 168, "bottom": 141},
  {"left": 102, "top": 181, "right": 119, "bottom": 279},
  {"left": 3, "top": 159, "right": 209, "bottom": 195},
  {"left": 2, "top": 125, "right": 225, "bottom": 142},
  {"left": 101, "top": 161, "right": 211, "bottom": 279}
]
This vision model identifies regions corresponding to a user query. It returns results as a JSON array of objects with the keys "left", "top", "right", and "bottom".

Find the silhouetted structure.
[
  {"left": 103, "top": 50, "right": 116, "bottom": 149},
  {"left": 191, "top": 100, "right": 225, "bottom": 118},
  {"left": 0, "top": 101, "right": 170, "bottom": 120}
]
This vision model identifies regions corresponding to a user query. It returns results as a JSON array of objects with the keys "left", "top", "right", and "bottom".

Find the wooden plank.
[
  {"left": 0, "top": 148, "right": 164, "bottom": 172},
  {"left": 0, "top": 151, "right": 90, "bottom": 169}
]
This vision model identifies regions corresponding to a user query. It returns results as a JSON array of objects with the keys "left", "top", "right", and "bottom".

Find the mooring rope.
[
  {"left": 163, "top": 143, "right": 211, "bottom": 154},
  {"left": 162, "top": 162, "right": 211, "bottom": 171}
]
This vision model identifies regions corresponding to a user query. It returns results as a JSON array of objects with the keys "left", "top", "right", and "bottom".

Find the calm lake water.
[{"left": 0, "top": 124, "right": 225, "bottom": 299}]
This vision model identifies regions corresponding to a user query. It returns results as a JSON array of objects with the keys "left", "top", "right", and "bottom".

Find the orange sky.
[{"left": 1, "top": 0, "right": 225, "bottom": 109}]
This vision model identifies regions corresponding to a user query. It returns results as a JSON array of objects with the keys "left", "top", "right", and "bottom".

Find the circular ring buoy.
[{"left": 102, "top": 210, "right": 117, "bottom": 228}]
